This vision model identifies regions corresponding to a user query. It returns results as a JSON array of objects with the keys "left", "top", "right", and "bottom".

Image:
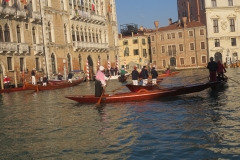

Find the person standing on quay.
[
  {"left": 207, "top": 57, "right": 218, "bottom": 82},
  {"left": 141, "top": 66, "right": 149, "bottom": 86},
  {"left": 151, "top": 67, "right": 158, "bottom": 85},
  {"left": 95, "top": 66, "right": 109, "bottom": 97},
  {"left": 131, "top": 66, "right": 139, "bottom": 85},
  {"left": 31, "top": 68, "right": 36, "bottom": 85}
]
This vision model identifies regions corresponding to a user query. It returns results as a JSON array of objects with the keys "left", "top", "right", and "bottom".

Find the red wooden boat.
[
  {"left": 0, "top": 87, "right": 28, "bottom": 93},
  {"left": 65, "top": 81, "right": 220, "bottom": 104},
  {"left": 157, "top": 71, "right": 179, "bottom": 78},
  {"left": 24, "top": 77, "right": 84, "bottom": 92}
]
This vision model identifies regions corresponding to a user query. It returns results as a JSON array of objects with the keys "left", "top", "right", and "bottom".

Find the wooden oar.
[
  {"left": 228, "top": 77, "right": 240, "bottom": 85},
  {"left": 96, "top": 77, "right": 110, "bottom": 106}
]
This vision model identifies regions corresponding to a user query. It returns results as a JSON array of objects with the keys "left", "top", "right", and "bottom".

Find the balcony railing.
[
  {"left": 70, "top": 9, "right": 105, "bottom": 24},
  {"left": 18, "top": 43, "right": 29, "bottom": 54},
  {"left": 33, "top": 44, "right": 44, "bottom": 55},
  {"left": 30, "top": 12, "right": 41, "bottom": 23},
  {"left": 0, "top": 42, "right": 18, "bottom": 53},
  {"left": 73, "top": 41, "right": 108, "bottom": 51},
  {"left": 16, "top": 10, "right": 26, "bottom": 19}
]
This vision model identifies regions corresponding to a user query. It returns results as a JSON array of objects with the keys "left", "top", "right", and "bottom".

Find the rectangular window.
[
  {"left": 191, "top": 57, "right": 196, "bottom": 64},
  {"left": 161, "top": 46, "right": 165, "bottom": 53},
  {"left": 20, "top": 58, "right": 24, "bottom": 72},
  {"left": 231, "top": 38, "right": 236, "bottom": 46},
  {"left": 201, "top": 42, "right": 205, "bottom": 49},
  {"left": 167, "top": 34, "right": 171, "bottom": 39},
  {"left": 212, "top": 0, "right": 217, "bottom": 7},
  {"left": 36, "top": 58, "right": 40, "bottom": 71},
  {"left": 230, "top": 19, "right": 235, "bottom": 32},
  {"left": 152, "top": 47, "right": 156, "bottom": 54},
  {"left": 172, "top": 45, "right": 176, "bottom": 56},
  {"left": 190, "top": 43, "right": 195, "bottom": 50},
  {"left": 180, "top": 58, "right": 184, "bottom": 65},
  {"left": 143, "top": 49, "right": 147, "bottom": 57},
  {"left": 178, "top": 32, "right": 182, "bottom": 38},
  {"left": 151, "top": 36, "right": 155, "bottom": 41},
  {"left": 228, "top": 0, "right": 233, "bottom": 6},
  {"left": 25, "top": 23, "right": 29, "bottom": 30},
  {"left": 7, "top": 57, "right": 12, "bottom": 70},
  {"left": 189, "top": 31, "right": 193, "bottom": 36},
  {"left": 163, "top": 60, "right": 166, "bottom": 68},
  {"left": 133, "top": 39, "right": 138, "bottom": 44},
  {"left": 215, "top": 39, "right": 220, "bottom": 47},
  {"left": 200, "top": 29, "right": 204, "bottom": 35},
  {"left": 124, "top": 47, "right": 129, "bottom": 56},
  {"left": 161, "top": 34, "right": 164, "bottom": 40},
  {"left": 142, "top": 39, "right": 146, "bottom": 45},
  {"left": 179, "top": 44, "right": 183, "bottom": 51},
  {"left": 202, "top": 56, "right": 207, "bottom": 63},
  {"left": 213, "top": 20, "right": 219, "bottom": 33},
  {"left": 123, "top": 40, "right": 128, "bottom": 45},
  {"left": 171, "top": 33, "right": 175, "bottom": 39},
  {"left": 168, "top": 45, "right": 172, "bottom": 56}
]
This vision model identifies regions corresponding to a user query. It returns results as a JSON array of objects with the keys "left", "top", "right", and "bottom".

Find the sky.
[{"left": 115, "top": 0, "right": 178, "bottom": 33}]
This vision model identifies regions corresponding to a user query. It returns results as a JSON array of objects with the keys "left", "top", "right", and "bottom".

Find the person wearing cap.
[
  {"left": 95, "top": 66, "right": 109, "bottom": 97},
  {"left": 140, "top": 66, "right": 149, "bottom": 86},
  {"left": 131, "top": 66, "right": 139, "bottom": 85},
  {"left": 57, "top": 73, "right": 63, "bottom": 80},
  {"left": 42, "top": 75, "right": 48, "bottom": 86},
  {"left": 3, "top": 75, "right": 10, "bottom": 89},
  {"left": 31, "top": 68, "right": 36, "bottom": 85},
  {"left": 151, "top": 67, "right": 158, "bottom": 85}
]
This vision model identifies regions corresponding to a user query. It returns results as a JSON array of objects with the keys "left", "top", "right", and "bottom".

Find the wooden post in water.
[
  {"left": 14, "top": 70, "right": 17, "bottom": 88},
  {"left": 0, "top": 72, "right": 3, "bottom": 89}
]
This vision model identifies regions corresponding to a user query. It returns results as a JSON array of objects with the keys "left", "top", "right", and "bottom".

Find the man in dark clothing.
[
  {"left": 141, "top": 66, "right": 149, "bottom": 86},
  {"left": 67, "top": 72, "right": 73, "bottom": 83},
  {"left": 131, "top": 66, "right": 139, "bottom": 85},
  {"left": 110, "top": 67, "right": 114, "bottom": 76},
  {"left": 207, "top": 57, "right": 218, "bottom": 82},
  {"left": 151, "top": 67, "right": 158, "bottom": 85}
]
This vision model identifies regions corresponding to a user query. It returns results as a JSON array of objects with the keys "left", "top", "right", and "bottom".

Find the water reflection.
[{"left": 1, "top": 68, "right": 240, "bottom": 159}]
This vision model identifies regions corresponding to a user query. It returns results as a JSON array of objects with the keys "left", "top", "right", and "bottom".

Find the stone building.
[
  {"left": 177, "top": 0, "right": 206, "bottom": 24},
  {"left": 118, "top": 24, "right": 150, "bottom": 73},
  {"left": 145, "top": 18, "right": 208, "bottom": 70},
  {"left": 0, "top": 0, "right": 118, "bottom": 88}
]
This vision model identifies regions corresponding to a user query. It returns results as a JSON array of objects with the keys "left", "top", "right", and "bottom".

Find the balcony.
[
  {"left": 30, "top": 12, "right": 41, "bottom": 23},
  {"left": 0, "top": 42, "right": 18, "bottom": 54},
  {"left": 16, "top": 10, "right": 27, "bottom": 19},
  {"left": 73, "top": 41, "right": 108, "bottom": 52},
  {"left": 70, "top": 9, "right": 105, "bottom": 25},
  {"left": 2, "top": 6, "right": 16, "bottom": 17},
  {"left": 33, "top": 44, "right": 44, "bottom": 55},
  {"left": 18, "top": 43, "right": 29, "bottom": 54}
]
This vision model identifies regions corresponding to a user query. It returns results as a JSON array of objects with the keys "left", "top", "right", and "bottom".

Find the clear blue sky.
[{"left": 115, "top": 0, "right": 178, "bottom": 33}]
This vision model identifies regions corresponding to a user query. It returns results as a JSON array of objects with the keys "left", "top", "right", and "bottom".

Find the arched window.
[
  {"left": 48, "top": 22, "right": 52, "bottom": 42},
  {"left": 72, "top": 26, "right": 75, "bottom": 41},
  {"left": 92, "top": 33, "right": 95, "bottom": 42},
  {"left": 99, "top": 31, "right": 102, "bottom": 43},
  {"left": 78, "top": 54, "right": 82, "bottom": 70},
  {"left": 96, "top": 33, "right": 98, "bottom": 43},
  {"left": 67, "top": 53, "right": 71, "bottom": 72},
  {"left": 88, "top": 30, "right": 91, "bottom": 42},
  {"left": 84, "top": 30, "right": 87, "bottom": 42},
  {"left": 17, "top": 25, "right": 21, "bottom": 43},
  {"left": 4, "top": 24, "right": 10, "bottom": 42},
  {"left": 80, "top": 29, "right": 84, "bottom": 41},
  {"left": 64, "top": 24, "right": 67, "bottom": 43},
  {"left": 61, "top": 0, "right": 64, "bottom": 10},
  {"left": 51, "top": 53, "right": 56, "bottom": 73},
  {"left": 76, "top": 28, "right": 80, "bottom": 41},
  {"left": 0, "top": 25, "right": 3, "bottom": 42},
  {"left": 32, "top": 27, "right": 36, "bottom": 44}
]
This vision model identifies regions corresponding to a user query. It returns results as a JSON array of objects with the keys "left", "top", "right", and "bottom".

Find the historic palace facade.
[{"left": 0, "top": 0, "right": 118, "bottom": 85}]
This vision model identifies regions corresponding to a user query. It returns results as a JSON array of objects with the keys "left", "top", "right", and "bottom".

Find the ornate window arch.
[
  {"left": 51, "top": 53, "right": 56, "bottom": 73},
  {"left": 17, "top": 25, "right": 21, "bottom": 43},
  {"left": 67, "top": 53, "right": 72, "bottom": 72},
  {"left": 32, "top": 27, "right": 36, "bottom": 44},
  {"left": 4, "top": 24, "right": 10, "bottom": 42}
]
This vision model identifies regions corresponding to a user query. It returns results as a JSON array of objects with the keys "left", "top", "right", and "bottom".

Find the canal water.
[{"left": 0, "top": 68, "right": 240, "bottom": 159}]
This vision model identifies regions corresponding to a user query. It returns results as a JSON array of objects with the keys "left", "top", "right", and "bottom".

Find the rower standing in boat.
[
  {"left": 217, "top": 61, "right": 227, "bottom": 81},
  {"left": 95, "top": 66, "right": 109, "bottom": 97},
  {"left": 207, "top": 57, "right": 218, "bottom": 82},
  {"left": 31, "top": 68, "right": 36, "bottom": 85},
  {"left": 151, "top": 67, "right": 158, "bottom": 85},
  {"left": 141, "top": 66, "right": 149, "bottom": 86},
  {"left": 3, "top": 75, "right": 10, "bottom": 89},
  {"left": 42, "top": 75, "right": 48, "bottom": 86},
  {"left": 131, "top": 66, "right": 139, "bottom": 85},
  {"left": 67, "top": 72, "right": 73, "bottom": 83}
]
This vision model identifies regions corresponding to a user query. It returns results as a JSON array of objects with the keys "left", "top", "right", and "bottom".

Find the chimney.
[
  {"left": 182, "top": 17, "right": 187, "bottom": 27},
  {"left": 154, "top": 21, "right": 159, "bottom": 30},
  {"left": 168, "top": 18, "right": 172, "bottom": 25}
]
